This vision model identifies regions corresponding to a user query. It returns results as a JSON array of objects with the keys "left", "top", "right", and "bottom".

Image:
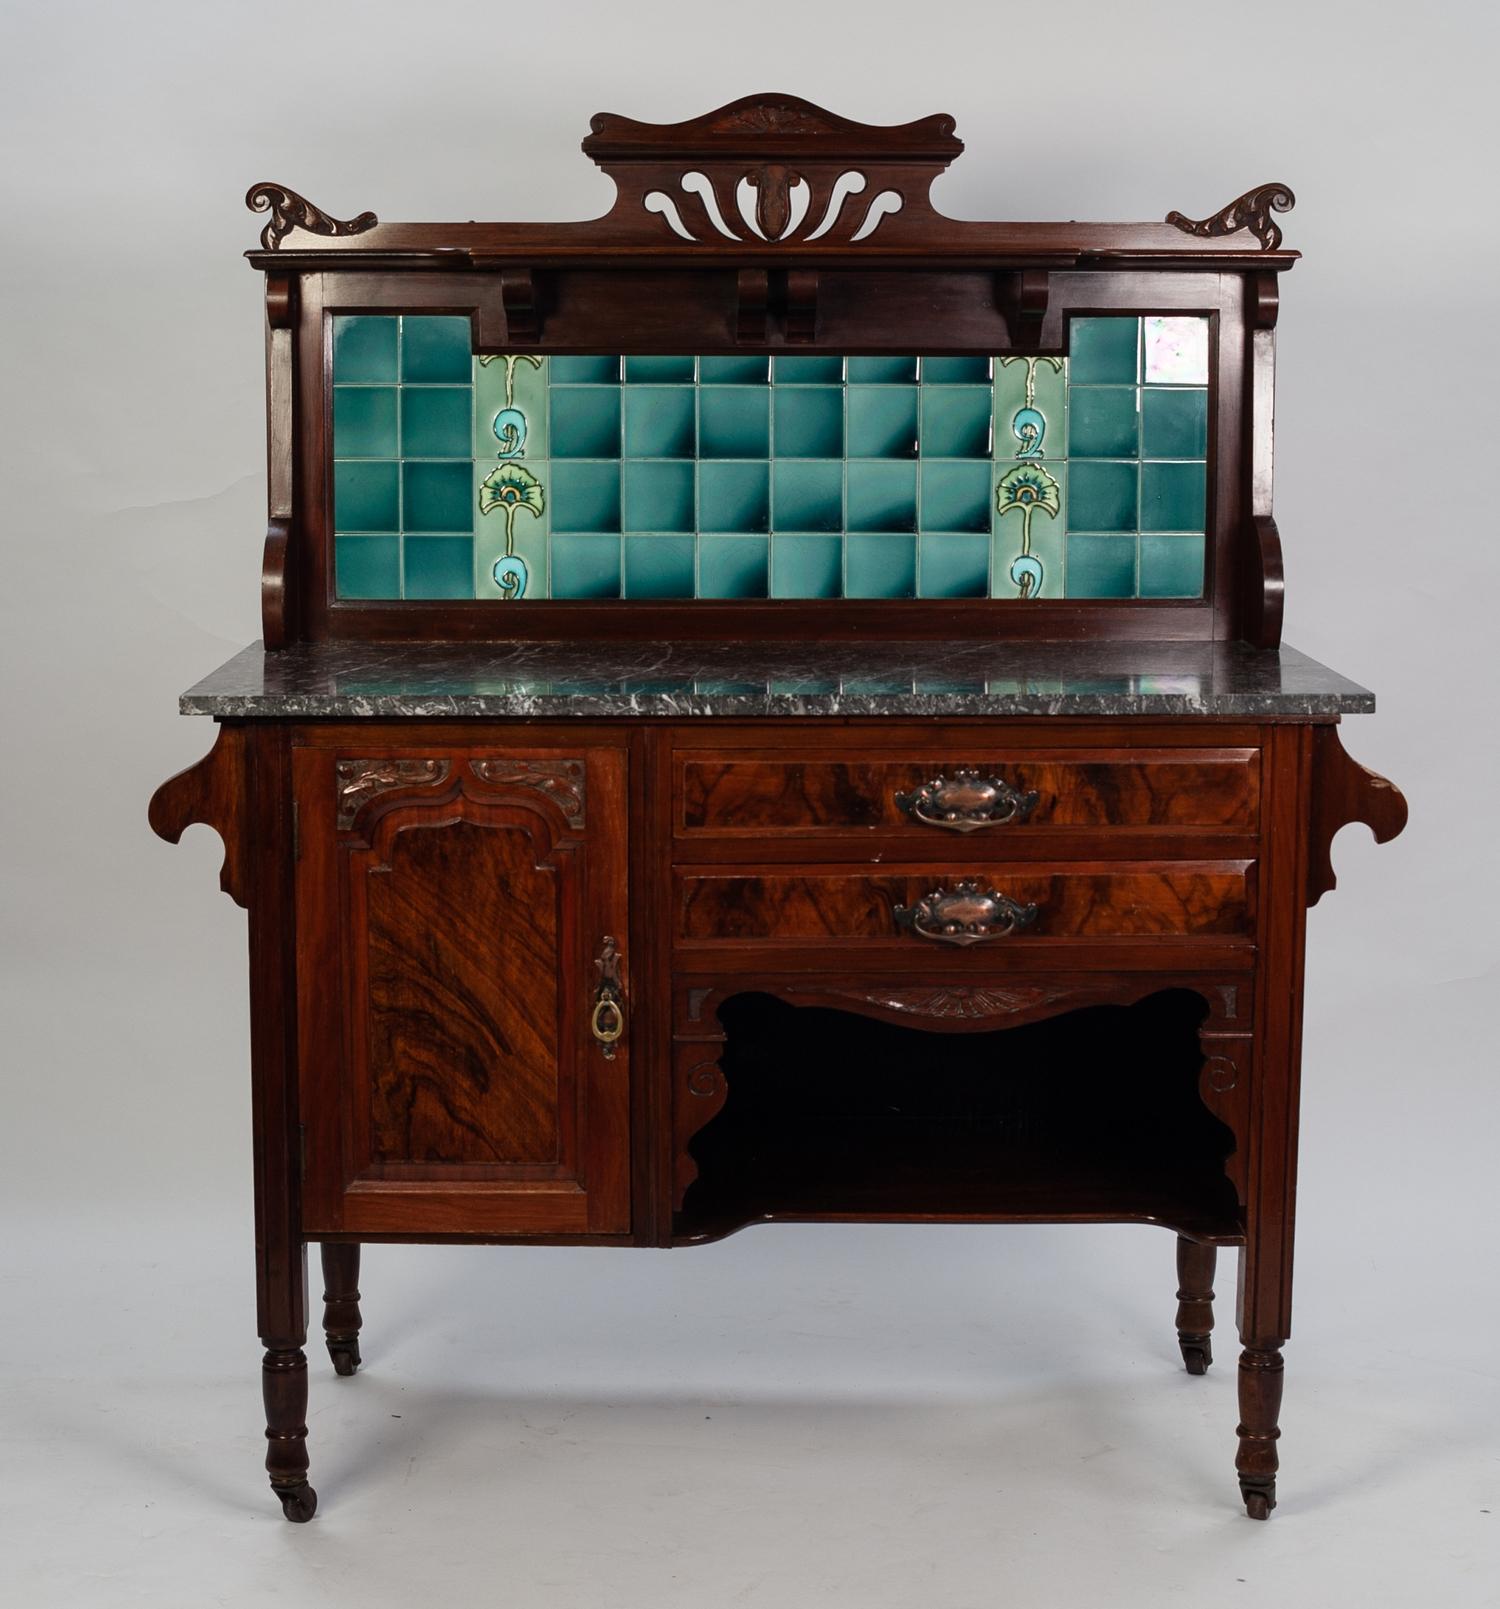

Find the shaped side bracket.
[
  {"left": 1307, "top": 726, "right": 1408, "bottom": 907},
  {"left": 149, "top": 725, "right": 249, "bottom": 908}
]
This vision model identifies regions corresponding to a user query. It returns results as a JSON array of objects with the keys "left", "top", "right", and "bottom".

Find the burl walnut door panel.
[{"left": 295, "top": 741, "right": 630, "bottom": 1236}]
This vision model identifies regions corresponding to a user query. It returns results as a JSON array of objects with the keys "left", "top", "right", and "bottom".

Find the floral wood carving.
[
  {"left": 1166, "top": 183, "right": 1296, "bottom": 252},
  {"left": 469, "top": 759, "right": 585, "bottom": 826},
  {"left": 817, "top": 984, "right": 1069, "bottom": 1020},
  {"left": 246, "top": 184, "right": 378, "bottom": 251},
  {"left": 335, "top": 759, "right": 450, "bottom": 829}
]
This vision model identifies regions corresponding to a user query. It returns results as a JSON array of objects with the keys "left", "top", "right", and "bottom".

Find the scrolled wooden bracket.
[
  {"left": 1166, "top": 183, "right": 1296, "bottom": 252},
  {"left": 1241, "top": 513, "right": 1285, "bottom": 649},
  {"left": 736, "top": 268, "right": 770, "bottom": 342},
  {"left": 262, "top": 273, "right": 297, "bottom": 648},
  {"left": 149, "top": 726, "right": 249, "bottom": 908},
  {"left": 784, "top": 268, "right": 819, "bottom": 343},
  {"left": 499, "top": 267, "right": 540, "bottom": 342},
  {"left": 246, "top": 183, "right": 377, "bottom": 251},
  {"left": 1307, "top": 727, "right": 1408, "bottom": 907},
  {"left": 997, "top": 268, "right": 1051, "bottom": 339}
]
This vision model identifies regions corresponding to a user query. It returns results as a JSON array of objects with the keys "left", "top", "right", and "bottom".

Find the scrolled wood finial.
[
  {"left": 1166, "top": 183, "right": 1296, "bottom": 251},
  {"left": 246, "top": 183, "right": 378, "bottom": 251}
]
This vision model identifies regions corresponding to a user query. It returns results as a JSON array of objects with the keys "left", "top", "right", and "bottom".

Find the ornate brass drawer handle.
[
  {"left": 894, "top": 769, "right": 1041, "bottom": 832},
  {"left": 893, "top": 880, "right": 1040, "bottom": 946},
  {"left": 590, "top": 936, "right": 625, "bottom": 1058}
]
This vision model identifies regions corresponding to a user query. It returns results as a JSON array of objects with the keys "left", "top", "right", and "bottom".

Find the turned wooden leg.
[
  {"left": 263, "top": 1345, "right": 316, "bottom": 1522},
  {"left": 1236, "top": 1343, "right": 1285, "bottom": 1520},
  {"left": 1175, "top": 1236, "right": 1216, "bottom": 1374},
  {"left": 320, "top": 1244, "right": 363, "bottom": 1377}
]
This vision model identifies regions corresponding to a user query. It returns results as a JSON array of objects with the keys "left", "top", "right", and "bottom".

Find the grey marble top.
[{"left": 179, "top": 640, "right": 1374, "bottom": 719}]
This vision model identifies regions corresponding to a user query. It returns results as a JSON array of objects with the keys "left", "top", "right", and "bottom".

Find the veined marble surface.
[{"left": 180, "top": 639, "right": 1375, "bottom": 719}]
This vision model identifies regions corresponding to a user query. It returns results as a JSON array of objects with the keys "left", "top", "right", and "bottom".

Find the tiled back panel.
[{"left": 331, "top": 316, "right": 1209, "bottom": 602}]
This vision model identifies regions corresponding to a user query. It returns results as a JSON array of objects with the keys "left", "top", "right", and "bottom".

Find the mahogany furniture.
[{"left": 151, "top": 96, "right": 1405, "bottom": 1524}]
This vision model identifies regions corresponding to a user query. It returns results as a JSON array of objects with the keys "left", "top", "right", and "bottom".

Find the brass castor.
[
  {"left": 328, "top": 1339, "right": 361, "bottom": 1377},
  {"left": 1241, "top": 1482, "right": 1276, "bottom": 1521},
  {"left": 276, "top": 1482, "right": 318, "bottom": 1523},
  {"left": 1180, "top": 1336, "right": 1212, "bottom": 1375}
]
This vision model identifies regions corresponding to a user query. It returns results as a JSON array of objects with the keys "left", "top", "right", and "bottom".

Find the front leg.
[
  {"left": 1236, "top": 1342, "right": 1285, "bottom": 1519},
  {"left": 320, "top": 1244, "right": 363, "bottom": 1376},
  {"left": 1174, "top": 1236, "right": 1216, "bottom": 1374},
  {"left": 263, "top": 1343, "right": 315, "bottom": 1522}
]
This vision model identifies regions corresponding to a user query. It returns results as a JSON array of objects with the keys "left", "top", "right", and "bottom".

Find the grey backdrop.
[{"left": 2, "top": 2, "right": 1496, "bottom": 1604}]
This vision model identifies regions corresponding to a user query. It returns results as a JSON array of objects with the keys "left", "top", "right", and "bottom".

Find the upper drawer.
[{"left": 675, "top": 747, "right": 1260, "bottom": 839}]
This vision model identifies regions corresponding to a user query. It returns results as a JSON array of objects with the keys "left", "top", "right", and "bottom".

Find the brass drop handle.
[
  {"left": 893, "top": 880, "right": 1040, "bottom": 946},
  {"left": 590, "top": 936, "right": 625, "bottom": 1058},
  {"left": 894, "top": 769, "right": 1041, "bottom": 832}
]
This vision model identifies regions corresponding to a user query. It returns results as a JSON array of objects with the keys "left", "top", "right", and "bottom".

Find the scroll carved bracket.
[
  {"left": 245, "top": 183, "right": 378, "bottom": 252},
  {"left": 1307, "top": 727, "right": 1408, "bottom": 907},
  {"left": 499, "top": 267, "right": 540, "bottom": 342},
  {"left": 149, "top": 726, "right": 249, "bottom": 908},
  {"left": 335, "top": 759, "right": 451, "bottom": 830},
  {"left": 997, "top": 268, "right": 1052, "bottom": 340},
  {"left": 469, "top": 758, "right": 586, "bottom": 826},
  {"left": 1166, "top": 183, "right": 1296, "bottom": 251}
]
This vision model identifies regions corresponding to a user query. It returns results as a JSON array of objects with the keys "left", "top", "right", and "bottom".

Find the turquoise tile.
[
  {"left": 699, "top": 535, "right": 768, "bottom": 597},
  {"left": 623, "top": 460, "right": 694, "bottom": 533},
  {"left": 1139, "top": 534, "right": 1205, "bottom": 598},
  {"left": 1070, "top": 317, "right": 1140, "bottom": 384},
  {"left": 332, "top": 316, "right": 397, "bottom": 383},
  {"left": 848, "top": 357, "right": 917, "bottom": 384},
  {"left": 772, "top": 534, "right": 842, "bottom": 598},
  {"left": 919, "top": 534, "right": 989, "bottom": 598},
  {"left": 847, "top": 460, "right": 917, "bottom": 532},
  {"left": 624, "top": 534, "right": 695, "bottom": 598},
  {"left": 922, "top": 356, "right": 992, "bottom": 383},
  {"left": 1141, "top": 389, "right": 1208, "bottom": 458},
  {"left": 1068, "top": 461, "right": 1138, "bottom": 532},
  {"left": 334, "top": 461, "right": 398, "bottom": 532},
  {"left": 775, "top": 388, "right": 843, "bottom": 457},
  {"left": 699, "top": 462, "right": 768, "bottom": 532},
  {"left": 846, "top": 533, "right": 916, "bottom": 598},
  {"left": 403, "top": 535, "right": 473, "bottom": 598},
  {"left": 920, "top": 460, "right": 991, "bottom": 532},
  {"left": 1067, "top": 534, "right": 1136, "bottom": 597},
  {"left": 773, "top": 460, "right": 842, "bottom": 532},
  {"left": 774, "top": 355, "right": 844, "bottom": 383},
  {"left": 847, "top": 387, "right": 918, "bottom": 458},
  {"left": 333, "top": 386, "right": 397, "bottom": 457},
  {"left": 403, "top": 462, "right": 473, "bottom": 533},
  {"left": 550, "top": 387, "right": 621, "bottom": 458},
  {"left": 550, "top": 535, "right": 621, "bottom": 598},
  {"left": 551, "top": 461, "right": 621, "bottom": 533},
  {"left": 623, "top": 386, "right": 696, "bottom": 458},
  {"left": 335, "top": 534, "right": 401, "bottom": 598},
  {"left": 700, "top": 387, "right": 770, "bottom": 458},
  {"left": 626, "top": 355, "right": 695, "bottom": 383},
  {"left": 1141, "top": 461, "right": 1206, "bottom": 531},
  {"left": 920, "top": 388, "right": 992, "bottom": 458},
  {"left": 401, "top": 316, "right": 471, "bottom": 383},
  {"left": 700, "top": 355, "right": 768, "bottom": 384},
  {"left": 401, "top": 387, "right": 471, "bottom": 458},
  {"left": 1069, "top": 387, "right": 1139, "bottom": 458},
  {"left": 551, "top": 356, "right": 621, "bottom": 383}
]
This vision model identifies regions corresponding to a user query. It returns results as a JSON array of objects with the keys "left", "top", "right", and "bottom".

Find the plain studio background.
[{"left": 1, "top": 1, "right": 1496, "bottom": 1604}]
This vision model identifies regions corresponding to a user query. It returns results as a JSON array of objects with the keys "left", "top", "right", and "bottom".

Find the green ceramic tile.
[
  {"left": 699, "top": 535, "right": 768, "bottom": 597},
  {"left": 1066, "top": 534, "right": 1136, "bottom": 597},
  {"left": 847, "top": 357, "right": 917, "bottom": 384},
  {"left": 771, "top": 534, "right": 842, "bottom": 598},
  {"left": 624, "top": 534, "right": 696, "bottom": 597},
  {"left": 623, "top": 386, "right": 696, "bottom": 458},
  {"left": 1141, "top": 389, "right": 1208, "bottom": 458},
  {"left": 699, "top": 462, "right": 768, "bottom": 532},
  {"left": 919, "top": 533, "right": 989, "bottom": 598},
  {"left": 1144, "top": 317, "right": 1210, "bottom": 385},
  {"left": 1068, "top": 461, "right": 1138, "bottom": 532},
  {"left": 551, "top": 356, "right": 621, "bottom": 383},
  {"left": 550, "top": 534, "right": 621, "bottom": 598},
  {"left": 774, "top": 388, "right": 843, "bottom": 457},
  {"left": 401, "top": 316, "right": 472, "bottom": 383},
  {"left": 994, "top": 501, "right": 1065, "bottom": 600},
  {"left": 332, "top": 316, "right": 397, "bottom": 383},
  {"left": 623, "top": 460, "right": 694, "bottom": 533},
  {"left": 401, "top": 387, "right": 471, "bottom": 458},
  {"left": 626, "top": 356, "right": 695, "bottom": 383},
  {"left": 403, "top": 462, "right": 472, "bottom": 533},
  {"left": 699, "top": 356, "right": 768, "bottom": 384},
  {"left": 773, "top": 460, "right": 843, "bottom": 532},
  {"left": 920, "top": 460, "right": 991, "bottom": 533},
  {"left": 920, "top": 388, "right": 992, "bottom": 458},
  {"left": 922, "top": 356, "right": 992, "bottom": 384},
  {"left": 699, "top": 387, "right": 770, "bottom": 458},
  {"left": 334, "top": 461, "right": 399, "bottom": 532},
  {"left": 551, "top": 461, "right": 621, "bottom": 533},
  {"left": 1070, "top": 317, "right": 1140, "bottom": 384},
  {"left": 1068, "top": 387, "right": 1139, "bottom": 458},
  {"left": 995, "top": 357, "right": 1066, "bottom": 463},
  {"left": 333, "top": 386, "right": 398, "bottom": 457},
  {"left": 846, "top": 460, "right": 917, "bottom": 532},
  {"left": 1139, "top": 534, "right": 1205, "bottom": 598},
  {"left": 550, "top": 387, "right": 621, "bottom": 458},
  {"left": 847, "top": 387, "right": 918, "bottom": 458},
  {"left": 403, "top": 535, "right": 474, "bottom": 598},
  {"left": 335, "top": 534, "right": 401, "bottom": 598},
  {"left": 846, "top": 533, "right": 916, "bottom": 598},
  {"left": 474, "top": 355, "right": 548, "bottom": 461},
  {"left": 773, "top": 356, "right": 844, "bottom": 383},
  {"left": 1141, "top": 461, "right": 1206, "bottom": 531},
  {"left": 475, "top": 459, "right": 548, "bottom": 600}
]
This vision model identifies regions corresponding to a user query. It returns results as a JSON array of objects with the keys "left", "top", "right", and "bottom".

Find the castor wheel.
[
  {"left": 276, "top": 1482, "right": 318, "bottom": 1523},
  {"left": 1180, "top": 1338, "right": 1212, "bottom": 1375},
  {"left": 328, "top": 1340, "right": 361, "bottom": 1377},
  {"left": 1241, "top": 1483, "right": 1275, "bottom": 1521}
]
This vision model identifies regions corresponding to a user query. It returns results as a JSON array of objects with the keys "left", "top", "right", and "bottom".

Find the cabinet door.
[{"left": 295, "top": 741, "right": 630, "bottom": 1236}]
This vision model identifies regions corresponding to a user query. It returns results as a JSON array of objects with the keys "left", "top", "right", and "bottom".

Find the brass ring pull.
[
  {"left": 893, "top": 880, "right": 1040, "bottom": 946},
  {"left": 590, "top": 996, "right": 624, "bottom": 1046},
  {"left": 590, "top": 936, "right": 625, "bottom": 1059},
  {"left": 894, "top": 769, "right": 1041, "bottom": 832}
]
